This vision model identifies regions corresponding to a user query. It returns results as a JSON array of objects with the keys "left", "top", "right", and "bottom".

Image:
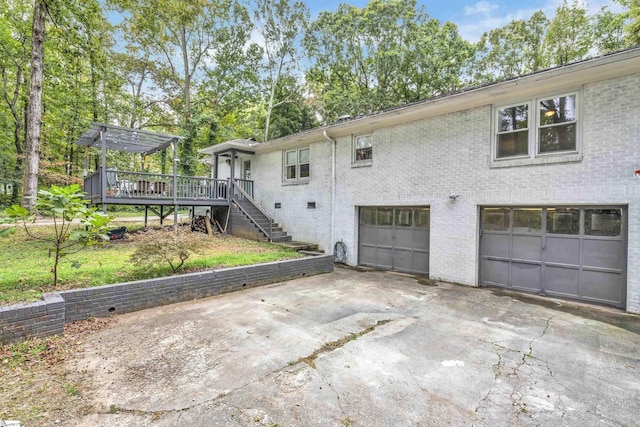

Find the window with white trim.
[
  {"left": 494, "top": 92, "right": 578, "bottom": 161},
  {"left": 283, "top": 147, "right": 309, "bottom": 183},
  {"left": 354, "top": 134, "right": 373, "bottom": 162}
]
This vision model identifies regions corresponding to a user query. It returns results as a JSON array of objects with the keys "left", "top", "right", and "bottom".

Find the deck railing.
[{"left": 85, "top": 168, "right": 231, "bottom": 202}]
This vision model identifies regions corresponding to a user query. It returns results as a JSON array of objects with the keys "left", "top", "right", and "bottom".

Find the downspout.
[{"left": 322, "top": 130, "right": 336, "bottom": 255}]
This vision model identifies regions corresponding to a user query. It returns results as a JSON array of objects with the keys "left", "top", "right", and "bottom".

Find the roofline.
[{"left": 255, "top": 47, "right": 640, "bottom": 152}]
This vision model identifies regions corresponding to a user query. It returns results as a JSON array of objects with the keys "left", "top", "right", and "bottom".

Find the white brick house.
[{"left": 201, "top": 48, "right": 640, "bottom": 313}]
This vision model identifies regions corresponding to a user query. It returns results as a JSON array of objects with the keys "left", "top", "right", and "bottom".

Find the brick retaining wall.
[{"left": 0, "top": 255, "right": 333, "bottom": 344}]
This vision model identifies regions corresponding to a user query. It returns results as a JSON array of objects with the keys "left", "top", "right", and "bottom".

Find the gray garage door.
[
  {"left": 480, "top": 206, "right": 626, "bottom": 308},
  {"left": 359, "top": 207, "right": 430, "bottom": 275}
]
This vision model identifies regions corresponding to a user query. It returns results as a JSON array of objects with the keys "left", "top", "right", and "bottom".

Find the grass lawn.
[{"left": 0, "top": 224, "right": 302, "bottom": 306}]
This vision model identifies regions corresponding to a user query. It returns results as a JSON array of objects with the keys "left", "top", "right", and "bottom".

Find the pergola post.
[{"left": 100, "top": 128, "right": 107, "bottom": 214}]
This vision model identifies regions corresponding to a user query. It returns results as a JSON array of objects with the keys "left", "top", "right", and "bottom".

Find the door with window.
[
  {"left": 359, "top": 207, "right": 430, "bottom": 275},
  {"left": 480, "top": 206, "right": 626, "bottom": 308}
]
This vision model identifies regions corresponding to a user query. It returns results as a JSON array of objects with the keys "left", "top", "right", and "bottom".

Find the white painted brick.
[{"left": 251, "top": 73, "right": 640, "bottom": 313}]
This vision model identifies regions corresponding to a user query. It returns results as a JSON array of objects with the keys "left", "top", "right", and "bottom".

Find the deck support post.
[
  {"left": 100, "top": 128, "right": 107, "bottom": 214},
  {"left": 172, "top": 138, "right": 178, "bottom": 232},
  {"left": 144, "top": 205, "right": 148, "bottom": 229},
  {"left": 160, "top": 205, "right": 164, "bottom": 225}
]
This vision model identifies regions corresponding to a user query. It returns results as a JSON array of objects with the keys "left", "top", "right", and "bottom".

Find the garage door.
[
  {"left": 480, "top": 206, "right": 626, "bottom": 308},
  {"left": 359, "top": 207, "right": 430, "bottom": 275}
]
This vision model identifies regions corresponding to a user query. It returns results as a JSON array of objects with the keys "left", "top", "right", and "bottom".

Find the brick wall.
[
  {"left": 0, "top": 293, "right": 65, "bottom": 344},
  {"left": 251, "top": 73, "right": 640, "bottom": 313},
  {"left": 252, "top": 144, "right": 333, "bottom": 252},
  {"left": 0, "top": 255, "right": 333, "bottom": 343}
]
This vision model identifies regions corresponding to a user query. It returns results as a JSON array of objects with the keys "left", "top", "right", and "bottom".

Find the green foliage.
[
  {"left": 303, "top": 0, "right": 474, "bottom": 122},
  {"left": 544, "top": 0, "right": 593, "bottom": 66},
  {"left": 617, "top": 0, "right": 640, "bottom": 45},
  {"left": 473, "top": 11, "right": 550, "bottom": 82},
  {"left": 128, "top": 229, "right": 207, "bottom": 273},
  {"left": 1, "top": 184, "right": 112, "bottom": 287}
]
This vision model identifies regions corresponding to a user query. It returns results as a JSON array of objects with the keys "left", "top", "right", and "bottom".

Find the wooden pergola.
[{"left": 77, "top": 123, "right": 185, "bottom": 228}]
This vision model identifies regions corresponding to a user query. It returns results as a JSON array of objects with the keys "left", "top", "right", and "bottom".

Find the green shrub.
[{"left": 128, "top": 229, "right": 207, "bottom": 273}]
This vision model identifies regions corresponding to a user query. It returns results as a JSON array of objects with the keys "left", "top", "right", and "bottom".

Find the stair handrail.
[
  {"left": 231, "top": 180, "right": 273, "bottom": 241},
  {"left": 231, "top": 200, "right": 273, "bottom": 242}
]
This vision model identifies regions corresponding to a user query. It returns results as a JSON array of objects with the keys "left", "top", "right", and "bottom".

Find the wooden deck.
[{"left": 84, "top": 169, "right": 253, "bottom": 207}]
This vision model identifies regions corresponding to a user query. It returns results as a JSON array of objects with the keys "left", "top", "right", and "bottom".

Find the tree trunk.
[{"left": 22, "top": 0, "right": 46, "bottom": 210}]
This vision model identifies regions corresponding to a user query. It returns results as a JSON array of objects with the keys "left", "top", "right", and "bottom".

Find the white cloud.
[
  {"left": 464, "top": 1, "right": 499, "bottom": 17},
  {"left": 457, "top": 0, "right": 621, "bottom": 43}
]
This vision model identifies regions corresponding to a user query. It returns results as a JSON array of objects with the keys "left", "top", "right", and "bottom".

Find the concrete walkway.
[{"left": 66, "top": 267, "right": 640, "bottom": 426}]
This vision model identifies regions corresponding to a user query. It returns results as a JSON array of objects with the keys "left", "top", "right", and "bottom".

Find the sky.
[{"left": 304, "top": 0, "right": 623, "bottom": 42}]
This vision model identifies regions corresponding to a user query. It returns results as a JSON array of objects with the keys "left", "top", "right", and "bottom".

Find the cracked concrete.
[{"left": 64, "top": 267, "right": 640, "bottom": 426}]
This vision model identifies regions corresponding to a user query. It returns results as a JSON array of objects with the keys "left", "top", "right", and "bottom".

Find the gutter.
[{"left": 322, "top": 130, "right": 336, "bottom": 255}]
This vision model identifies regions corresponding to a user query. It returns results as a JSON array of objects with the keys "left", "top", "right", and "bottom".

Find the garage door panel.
[
  {"left": 394, "top": 249, "right": 414, "bottom": 272},
  {"left": 481, "top": 234, "right": 510, "bottom": 258},
  {"left": 360, "top": 227, "right": 378, "bottom": 245},
  {"left": 581, "top": 270, "right": 623, "bottom": 303},
  {"left": 413, "top": 230, "right": 429, "bottom": 250},
  {"left": 359, "top": 246, "right": 377, "bottom": 267},
  {"left": 544, "top": 266, "right": 579, "bottom": 296},
  {"left": 545, "top": 237, "right": 580, "bottom": 265},
  {"left": 512, "top": 235, "right": 542, "bottom": 261},
  {"left": 582, "top": 239, "right": 624, "bottom": 270},
  {"left": 394, "top": 228, "right": 414, "bottom": 249},
  {"left": 378, "top": 228, "right": 394, "bottom": 247},
  {"left": 511, "top": 262, "right": 541, "bottom": 291},
  {"left": 481, "top": 259, "right": 509, "bottom": 285},
  {"left": 412, "top": 252, "right": 429, "bottom": 275},
  {"left": 377, "top": 248, "right": 393, "bottom": 269}
]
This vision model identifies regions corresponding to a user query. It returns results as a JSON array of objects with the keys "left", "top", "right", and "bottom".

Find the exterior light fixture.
[{"left": 449, "top": 192, "right": 460, "bottom": 203}]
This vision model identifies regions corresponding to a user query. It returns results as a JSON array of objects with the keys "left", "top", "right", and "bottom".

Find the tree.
[
  {"left": 252, "top": 0, "right": 309, "bottom": 142},
  {"left": 0, "top": 0, "right": 30, "bottom": 205},
  {"left": 304, "top": 0, "right": 472, "bottom": 123},
  {"left": 473, "top": 11, "right": 550, "bottom": 83},
  {"left": 2, "top": 184, "right": 112, "bottom": 286},
  {"left": 22, "top": 0, "right": 46, "bottom": 210},
  {"left": 617, "top": 0, "right": 640, "bottom": 46},
  {"left": 260, "top": 75, "right": 317, "bottom": 140},
  {"left": 593, "top": 6, "right": 628, "bottom": 54},
  {"left": 544, "top": 0, "right": 593, "bottom": 66},
  {"left": 110, "top": 0, "right": 260, "bottom": 175}
]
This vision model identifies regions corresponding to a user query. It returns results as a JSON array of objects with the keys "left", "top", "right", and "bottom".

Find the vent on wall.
[
  {"left": 275, "top": 202, "right": 281, "bottom": 209},
  {"left": 308, "top": 202, "right": 316, "bottom": 209}
]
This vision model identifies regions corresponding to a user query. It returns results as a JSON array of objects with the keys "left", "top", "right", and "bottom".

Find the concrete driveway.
[{"left": 67, "top": 267, "right": 640, "bottom": 426}]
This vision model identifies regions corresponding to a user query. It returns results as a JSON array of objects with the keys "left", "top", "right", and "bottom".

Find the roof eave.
[{"left": 254, "top": 48, "right": 640, "bottom": 153}]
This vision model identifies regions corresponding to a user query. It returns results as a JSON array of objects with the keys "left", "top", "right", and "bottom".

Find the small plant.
[
  {"left": 63, "top": 383, "right": 79, "bottom": 396},
  {"left": 0, "top": 184, "right": 112, "bottom": 287},
  {"left": 128, "top": 228, "right": 207, "bottom": 273}
]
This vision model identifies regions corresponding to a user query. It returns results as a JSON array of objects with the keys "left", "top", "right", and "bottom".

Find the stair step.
[
  {"left": 271, "top": 235, "right": 292, "bottom": 242},
  {"left": 276, "top": 241, "right": 318, "bottom": 251}
]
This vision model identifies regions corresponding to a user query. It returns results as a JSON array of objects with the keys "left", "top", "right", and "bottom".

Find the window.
[
  {"left": 496, "top": 104, "right": 529, "bottom": 158},
  {"left": 283, "top": 147, "right": 309, "bottom": 183},
  {"left": 354, "top": 134, "right": 373, "bottom": 162},
  {"left": 494, "top": 92, "right": 579, "bottom": 161},
  {"left": 538, "top": 94, "right": 577, "bottom": 154}
]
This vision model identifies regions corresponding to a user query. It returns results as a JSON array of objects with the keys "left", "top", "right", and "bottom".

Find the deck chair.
[{"left": 106, "top": 167, "right": 119, "bottom": 195}]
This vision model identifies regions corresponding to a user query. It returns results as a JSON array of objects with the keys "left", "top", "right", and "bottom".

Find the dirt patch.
[{"left": 0, "top": 316, "right": 118, "bottom": 425}]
